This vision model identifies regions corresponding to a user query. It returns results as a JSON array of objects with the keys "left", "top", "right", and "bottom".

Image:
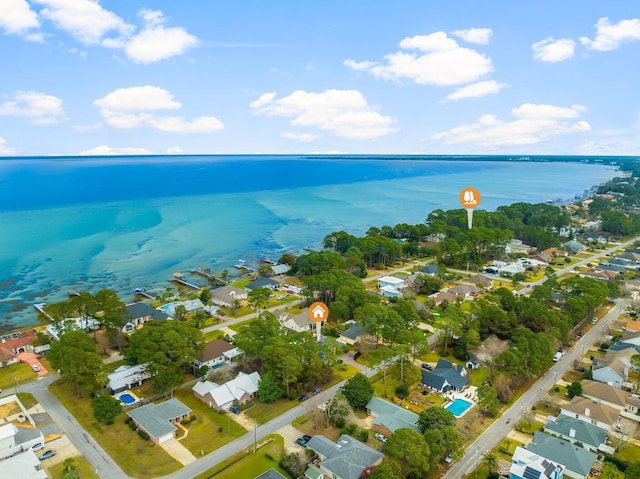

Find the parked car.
[
  {"left": 312, "top": 387, "right": 321, "bottom": 395},
  {"left": 591, "top": 317, "right": 598, "bottom": 324},
  {"left": 421, "top": 363, "right": 432, "bottom": 370},
  {"left": 374, "top": 433, "right": 387, "bottom": 443},
  {"left": 40, "top": 449, "right": 56, "bottom": 460},
  {"left": 445, "top": 454, "right": 455, "bottom": 464},
  {"left": 298, "top": 394, "right": 308, "bottom": 402},
  {"left": 230, "top": 405, "right": 240, "bottom": 414},
  {"left": 577, "top": 331, "right": 584, "bottom": 337},
  {"left": 30, "top": 442, "right": 44, "bottom": 451},
  {"left": 296, "top": 436, "right": 311, "bottom": 447},
  {"left": 32, "top": 364, "right": 40, "bottom": 372}
]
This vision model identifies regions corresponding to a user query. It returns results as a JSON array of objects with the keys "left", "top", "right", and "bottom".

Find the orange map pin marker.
[
  {"left": 459, "top": 187, "right": 481, "bottom": 229},
  {"left": 309, "top": 302, "right": 329, "bottom": 341}
]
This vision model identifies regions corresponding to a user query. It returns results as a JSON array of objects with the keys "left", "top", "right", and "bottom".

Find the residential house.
[
  {"left": 118, "top": 302, "right": 169, "bottom": 333},
  {"left": 560, "top": 397, "right": 620, "bottom": 431},
  {"left": 270, "top": 264, "right": 291, "bottom": 276},
  {"left": 461, "top": 274, "right": 493, "bottom": 290},
  {"left": 563, "top": 240, "right": 587, "bottom": 254},
  {"left": 210, "top": 286, "right": 248, "bottom": 308},
  {"left": 428, "top": 291, "right": 458, "bottom": 306},
  {"left": 619, "top": 252, "right": 640, "bottom": 264},
  {"left": 245, "top": 277, "right": 280, "bottom": 292},
  {"left": 466, "top": 357, "right": 480, "bottom": 370},
  {"left": 498, "top": 263, "right": 526, "bottom": 276},
  {"left": 541, "top": 247, "right": 567, "bottom": 258},
  {"left": 305, "top": 435, "right": 383, "bottom": 479},
  {"left": 365, "top": 397, "right": 420, "bottom": 437},
  {"left": 275, "top": 308, "right": 317, "bottom": 333},
  {"left": 526, "top": 431, "right": 597, "bottom": 479},
  {"left": 421, "top": 359, "right": 469, "bottom": 393},
  {"left": 420, "top": 264, "right": 439, "bottom": 276},
  {"left": 193, "top": 340, "right": 241, "bottom": 370},
  {"left": 542, "top": 415, "right": 607, "bottom": 453},
  {"left": 127, "top": 398, "right": 191, "bottom": 445},
  {"left": 0, "top": 420, "right": 45, "bottom": 461},
  {"left": 530, "top": 252, "right": 552, "bottom": 264},
  {"left": 255, "top": 469, "right": 287, "bottom": 479},
  {"left": 107, "top": 363, "right": 152, "bottom": 394},
  {"left": 510, "top": 446, "right": 564, "bottom": 479},
  {"left": 583, "top": 233, "right": 610, "bottom": 245},
  {"left": 609, "top": 258, "right": 635, "bottom": 270},
  {"left": 625, "top": 320, "right": 640, "bottom": 333},
  {"left": 45, "top": 316, "right": 101, "bottom": 341},
  {"left": 447, "top": 284, "right": 483, "bottom": 300},
  {"left": 505, "top": 239, "right": 532, "bottom": 255},
  {"left": 0, "top": 331, "right": 37, "bottom": 368},
  {"left": 578, "top": 269, "right": 619, "bottom": 281},
  {"left": 337, "top": 322, "right": 365, "bottom": 346},
  {"left": 581, "top": 379, "right": 630, "bottom": 411},
  {"left": 0, "top": 450, "right": 47, "bottom": 479},
  {"left": 192, "top": 371, "right": 260, "bottom": 411},
  {"left": 592, "top": 348, "right": 635, "bottom": 389},
  {"left": 377, "top": 276, "right": 406, "bottom": 298}
]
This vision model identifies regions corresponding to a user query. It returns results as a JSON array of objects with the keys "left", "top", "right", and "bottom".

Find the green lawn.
[
  {"left": 0, "top": 362, "right": 39, "bottom": 390},
  {"left": 194, "top": 434, "right": 287, "bottom": 479},
  {"left": 243, "top": 398, "right": 298, "bottom": 424},
  {"left": 47, "top": 455, "right": 98, "bottom": 479},
  {"left": 172, "top": 388, "right": 246, "bottom": 455},
  {"left": 49, "top": 380, "right": 181, "bottom": 479},
  {"left": 467, "top": 367, "right": 490, "bottom": 387},
  {"left": 617, "top": 443, "right": 640, "bottom": 464}
]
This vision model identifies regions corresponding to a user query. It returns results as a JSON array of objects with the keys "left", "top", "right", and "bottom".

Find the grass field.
[
  {"left": 0, "top": 362, "right": 39, "bottom": 390},
  {"left": 50, "top": 380, "right": 181, "bottom": 479}
]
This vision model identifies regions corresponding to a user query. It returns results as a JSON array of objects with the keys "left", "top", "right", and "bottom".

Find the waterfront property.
[
  {"left": 209, "top": 286, "right": 248, "bottom": 308},
  {"left": 127, "top": 398, "right": 191, "bottom": 445},
  {"left": 244, "top": 277, "right": 280, "bottom": 291},
  {"left": 0, "top": 331, "right": 37, "bottom": 368},
  {"left": 118, "top": 302, "right": 169, "bottom": 333}
]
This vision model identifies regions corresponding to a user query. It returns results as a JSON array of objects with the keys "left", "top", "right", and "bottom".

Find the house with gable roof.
[
  {"left": 192, "top": 371, "right": 260, "bottom": 411},
  {"left": 563, "top": 240, "right": 587, "bottom": 255},
  {"left": 255, "top": 469, "right": 287, "bottom": 479},
  {"left": 0, "top": 331, "right": 38, "bottom": 368},
  {"left": 193, "top": 339, "right": 241, "bottom": 370},
  {"left": 592, "top": 348, "right": 635, "bottom": 389},
  {"left": 107, "top": 363, "right": 153, "bottom": 394},
  {"left": 447, "top": 284, "right": 483, "bottom": 300},
  {"left": 210, "top": 286, "right": 248, "bottom": 308},
  {"left": 0, "top": 450, "right": 47, "bottom": 479},
  {"left": 244, "top": 277, "right": 281, "bottom": 292},
  {"left": 560, "top": 396, "right": 620, "bottom": 431},
  {"left": 118, "top": 302, "right": 169, "bottom": 333},
  {"left": 365, "top": 397, "right": 420, "bottom": 437},
  {"left": 542, "top": 415, "right": 607, "bottom": 453},
  {"left": 461, "top": 273, "right": 493, "bottom": 290},
  {"left": 421, "top": 359, "right": 469, "bottom": 393},
  {"left": 127, "top": 398, "right": 191, "bottom": 445},
  {"left": 510, "top": 446, "right": 564, "bottom": 479},
  {"left": 526, "top": 431, "right": 597, "bottom": 479},
  {"left": 305, "top": 434, "right": 383, "bottom": 479},
  {"left": 581, "top": 379, "right": 630, "bottom": 411},
  {"left": 274, "top": 308, "right": 317, "bottom": 333}
]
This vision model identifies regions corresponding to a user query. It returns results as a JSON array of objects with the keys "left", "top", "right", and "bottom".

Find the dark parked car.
[
  {"left": 231, "top": 405, "right": 240, "bottom": 414},
  {"left": 421, "top": 363, "right": 433, "bottom": 370},
  {"left": 577, "top": 331, "right": 584, "bottom": 337},
  {"left": 302, "top": 435, "right": 312, "bottom": 442},
  {"left": 296, "top": 435, "right": 312, "bottom": 447},
  {"left": 298, "top": 394, "right": 308, "bottom": 402},
  {"left": 312, "top": 387, "right": 321, "bottom": 395}
]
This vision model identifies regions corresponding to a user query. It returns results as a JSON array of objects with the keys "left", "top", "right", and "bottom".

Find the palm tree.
[{"left": 482, "top": 451, "right": 499, "bottom": 474}]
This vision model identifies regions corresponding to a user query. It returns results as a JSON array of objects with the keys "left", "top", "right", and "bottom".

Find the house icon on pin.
[
  {"left": 312, "top": 305, "right": 325, "bottom": 319},
  {"left": 308, "top": 302, "right": 328, "bottom": 323}
]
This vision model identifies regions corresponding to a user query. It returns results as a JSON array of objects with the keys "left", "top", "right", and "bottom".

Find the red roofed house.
[{"left": 0, "top": 331, "right": 38, "bottom": 368}]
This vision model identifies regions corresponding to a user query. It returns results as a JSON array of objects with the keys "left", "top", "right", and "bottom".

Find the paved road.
[
  {"left": 442, "top": 298, "right": 627, "bottom": 479},
  {"left": 20, "top": 375, "right": 128, "bottom": 479}
]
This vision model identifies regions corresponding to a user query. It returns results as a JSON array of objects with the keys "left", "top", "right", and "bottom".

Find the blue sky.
[{"left": 0, "top": 0, "right": 639, "bottom": 156}]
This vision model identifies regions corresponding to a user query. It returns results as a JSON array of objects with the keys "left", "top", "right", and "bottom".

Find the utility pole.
[{"left": 254, "top": 418, "right": 257, "bottom": 453}]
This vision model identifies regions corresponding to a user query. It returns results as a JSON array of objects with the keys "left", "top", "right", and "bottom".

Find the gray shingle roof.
[
  {"left": 255, "top": 469, "right": 287, "bottom": 479},
  {"left": 543, "top": 416, "right": 606, "bottom": 449},
  {"left": 365, "top": 397, "right": 420, "bottom": 433},
  {"left": 527, "top": 431, "right": 597, "bottom": 477},
  {"left": 127, "top": 399, "right": 191, "bottom": 440},
  {"left": 306, "top": 435, "right": 382, "bottom": 479}
]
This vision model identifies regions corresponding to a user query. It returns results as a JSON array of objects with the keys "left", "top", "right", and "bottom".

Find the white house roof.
[
  {"left": 0, "top": 450, "right": 47, "bottom": 479},
  {"left": 378, "top": 276, "right": 405, "bottom": 285},
  {"left": 193, "top": 372, "right": 260, "bottom": 407},
  {"left": 107, "top": 363, "right": 152, "bottom": 391},
  {"left": 0, "top": 423, "right": 18, "bottom": 441}
]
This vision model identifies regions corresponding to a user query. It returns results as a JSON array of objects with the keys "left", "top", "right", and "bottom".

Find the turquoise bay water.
[{"left": 0, "top": 155, "right": 622, "bottom": 328}]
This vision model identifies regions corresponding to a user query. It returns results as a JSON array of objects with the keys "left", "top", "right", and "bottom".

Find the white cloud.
[
  {"left": 581, "top": 17, "right": 640, "bottom": 51},
  {"left": 94, "top": 85, "right": 224, "bottom": 133},
  {"left": 446, "top": 80, "right": 508, "bottom": 100},
  {"left": 281, "top": 132, "right": 322, "bottom": 142},
  {"left": 532, "top": 37, "right": 575, "bottom": 62},
  {"left": 0, "top": 90, "right": 65, "bottom": 124},
  {"left": 80, "top": 145, "right": 152, "bottom": 155},
  {"left": 166, "top": 146, "right": 184, "bottom": 154},
  {"left": 94, "top": 86, "right": 181, "bottom": 112},
  {"left": 451, "top": 28, "right": 493, "bottom": 45},
  {"left": 125, "top": 9, "right": 199, "bottom": 63},
  {"left": 251, "top": 89, "right": 396, "bottom": 140},
  {"left": 345, "top": 31, "right": 493, "bottom": 86},
  {"left": 0, "top": 0, "right": 39, "bottom": 35},
  {"left": 431, "top": 103, "right": 590, "bottom": 146},
  {"left": 36, "top": 0, "right": 133, "bottom": 45},
  {"left": 0, "top": 135, "right": 20, "bottom": 155}
]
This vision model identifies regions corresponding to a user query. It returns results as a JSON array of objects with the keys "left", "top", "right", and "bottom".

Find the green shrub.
[
  {"left": 358, "top": 430, "right": 369, "bottom": 442},
  {"left": 604, "top": 455, "right": 627, "bottom": 472},
  {"left": 137, "top": 430, "right": 150, "bottom": 441},
  {"left": 335, "top": 417, "right": 346, "bottom": 428}
]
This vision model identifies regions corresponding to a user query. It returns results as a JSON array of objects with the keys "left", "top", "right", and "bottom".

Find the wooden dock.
[
  {"left": 170, "top": 272, "right": 200, "bottom": 290},
  {"left": 190, "top": 267, "right": 227, "bottom": 284},
  {"left": 34, "top": 303, "right": 55, "bottom": 322},
  {"left": 134, "top": 288, "right": 155, "bottom": 300}
]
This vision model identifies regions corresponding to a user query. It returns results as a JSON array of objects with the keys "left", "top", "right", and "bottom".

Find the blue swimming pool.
[
  {"left": 119, "top": 393, "right": 136, "bottom": 405},
  {"left": 445, "top": 398, "right": 473, "bottom": 417}
]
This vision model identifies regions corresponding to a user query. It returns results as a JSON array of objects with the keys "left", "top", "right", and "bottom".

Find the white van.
[{"left": 553, "top": 352, "right": 562, "bottom": 362}]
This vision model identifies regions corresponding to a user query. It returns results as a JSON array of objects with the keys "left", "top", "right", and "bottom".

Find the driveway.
[
  {"left": 227, "top": 410, "right": 256, "bottom": 432},
  {"left": 160, "top": 438, "right": 197, "bottom": 466},
  {"left": 276, "top": 424, "right": 307, "bottom": 453},
  {"left": 17, "top": 351, "right": 48, "bottom": 376}
]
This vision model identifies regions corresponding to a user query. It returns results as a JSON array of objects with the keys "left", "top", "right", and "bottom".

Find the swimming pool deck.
[{"left": 443, "top": 385, "right": 478, "bottom": 418}]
